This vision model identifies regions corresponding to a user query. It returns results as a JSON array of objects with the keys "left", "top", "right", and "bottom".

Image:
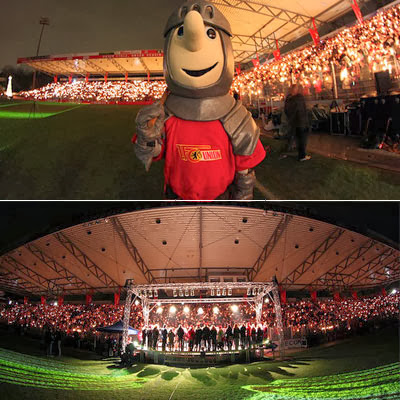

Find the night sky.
[
  {"left": 0, "top": 202, "right": 398, "bottom": 256},
  {"left": 0, "top": 0, "right": 182, "bottom": 68}
]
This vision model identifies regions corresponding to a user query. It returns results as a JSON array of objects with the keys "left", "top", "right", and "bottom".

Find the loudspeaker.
[
  {"left": 374, "top": 71, "right": 391, "bottom": 96},
  {"left": 330, "top": 112, "right": 347, "bottom": 135},
  {"left": 347, "top": 105, "right": 362, "bottom": 136}
]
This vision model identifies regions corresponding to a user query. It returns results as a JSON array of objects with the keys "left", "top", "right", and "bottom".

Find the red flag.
[
  {"left": 58, "top": 296, "right": 64, "bottom": 306},
  {"left": 85, "top": 74, "right": 90, "bottom": 83},
  {"left": 24, "top": 296, "right": 28, "bottom": 305},
  {"left": 352, "top": 0, "right": 363, "bottom": 24},
  {"left": 333, "top": 292, "right": 341, "bottom": 302},
  {"left": 86, "top": 294, "right": 92, "bottom": 305},
  {"left": 351, "top": 291, "right": 358, "bottom": 300},
  {"left": 125, "top": 72, "right": 128, "bottom": 82},
  {"left": 114, "top": 292, "right": 120, "bottom": 306},
  {"left": 382, "top": 288, "right": 387, "bottom": 297},
  {"left": 309, "top": 29, "right": 320, "bottom": 46},
  {"left": 280, "top": 290, "right": 287, "bottom": 304},
  {"left": 104, "top": 73, "right": 108, "bottom": 83},
  {"left": 68, "top": 75, "right": 72, "bottom": 84},
  {"left": 41, "top": 295, "right": 46, "bottom": 305},
  {"left": 235, "top": 64, "right": 241, "bottom": 75},
  {"left": 53, "top": 76, "right": 58, "bottom": 83},
  {"left": 274, "top": 39, "right": 281, "bottom": 61},
  {"left": 310, "top": 291, "right": 317, "bottom": 302},
  {"left": 251, "top": 54, "right": 260, "bottom": 68}
]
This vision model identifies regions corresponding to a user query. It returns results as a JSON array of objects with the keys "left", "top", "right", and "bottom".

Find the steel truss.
[
  {"left": 121, "top": 280, "right": 283, "bottom": 357},
  {"left": 54, "top": 232, "right": 119, "bottom": 287},
  {"left": 281, "top": 228, "right": 344, "bottom": 285}
]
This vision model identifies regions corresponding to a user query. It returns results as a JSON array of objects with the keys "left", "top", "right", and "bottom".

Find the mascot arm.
[{"left": 134, "top": 101, "right": 165, "bottom": 172}]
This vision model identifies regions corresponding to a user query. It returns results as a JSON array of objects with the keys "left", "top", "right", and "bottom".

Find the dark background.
[{"left": 0, "top": 202, "right": 398, "bottom": 256}]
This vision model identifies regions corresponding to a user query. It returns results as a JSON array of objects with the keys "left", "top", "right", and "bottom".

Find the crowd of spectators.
[
  {"left": 232, "top": 4, "right": 400, "bottom": 99},
  {"left": 19, "top": 80, "right": 167, "bottom": 103},
  {"left": 0, "top": 293, "right": 398, "bottom": 346}
]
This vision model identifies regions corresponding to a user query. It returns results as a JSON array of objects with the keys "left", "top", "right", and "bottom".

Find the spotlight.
[
  {"left": 154, "top": 289, "right": 158, "bottom": 298},
  {"left": 247, "top": 287, "right": 251, "bottom": 296},
  {"left": 228, "top": 288, "right": 232, "bottom": 296},
  {"left": 185, "top": 289, "right": 189, "bottom": 297},
  {"left": 157, "top": 302, "right": 161, "bottom": 306},
  {"left": 183, "top": 306, "right": 190, "bottom": 313},
  {"left": 217, "top": 289, "right": 221, "bottom": 296},
  {"left": 54, "top": 301, "right": 58, "bottom": 306},
  {"left": 190, "top": 289, "right": 195, "bottom": 296},
  {"left": 222, "top": 288, "right": 226, "bottom": 296},
  {"left": 211, "top": 289, "right": 215, "bottom": 296},
  {"left": 231, "top": 304, "right": 239, "bottom": 312},
  {"left": 156, "top": 307, "right": 163, "bottom": 314},
  {"left": 264, "top": 298, "right": 270, "bottom": 303},
  {"left": 8, "top": 300, "right": 12, "bottom": 305},
  {"left": 252, "top": 287, "right": 257, "bottom": 296},
  {"left": 173, "top": 289, "right": 177, "bottom": 297},
  {"left": 148, "top": 290, "right": 153, "bottom": 298},
  {"left": 391, "top": 289, "right": 397, "bottom": 295},
  {"left": 134, "top": 300, "right": 140, "bottom": 306},
  {"left": 197, "top": 307, "right": 204, "bottom": 315},
  {"left": 169, "top": 305, "right": 176, "bottom": 314},
  {"left": 179, "top": 289, "right": 184, "bottom": 297},
  {"left": 213, "top": 306, "right": 219, "bottom": 314}
]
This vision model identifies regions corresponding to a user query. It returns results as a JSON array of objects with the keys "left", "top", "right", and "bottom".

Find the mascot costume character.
[{"left": 135, "top": 0, "right": 265, "bottom": 200}]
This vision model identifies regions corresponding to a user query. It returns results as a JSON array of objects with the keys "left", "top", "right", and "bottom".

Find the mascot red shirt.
[{"left": 135, "top": 0, "right": 265, "bottom": 200}]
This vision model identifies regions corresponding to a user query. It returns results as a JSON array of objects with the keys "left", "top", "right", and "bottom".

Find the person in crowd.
[
  {"left": 257, "top": 325, "right": 264, "bottom": 347},
  {"left": 161, "top": 325, "right": 168, "bottom": 352},
  {"left": 45, "top": 326, "right": 52, "bottom": 356},
  {"left": 251, "top": 325, "right": 257, "bottom": 348},
  {"left": 246, "top": 324, "right": 252, "bottom": 348},
  {"left": 233, "top": 324, "right": 240, "bottom": 351},
  {"left": 188, "top": 326, "right": 195, "bottom": 352},
  {"left": 147, "top": 327, "right": 153, "bottom": 350},
  {"left": 195, "top": 325, "right": 202, "bottom": 351},
  {"left": 240, "top": 324, "right": 247, "bottom": 349},
  {"left": 202, "top": 325, "right": 211, "bottom": 351},
  {"left": 210, "top": 326, "right": 217, "bottom": 352},
  {"left": 226, "top": 325, "right": 233, "bottom": 351},
  {"left": 142, "top": 327, "right": 147, "bottom": 347},
  {"left": 55, "top": 329, "right": 62, "bottom": 357},
  {"left": 177, "top": 325, "right": 185, "bottom": 351},
  {"left": 217, "top": 326, "right": 225, "bottom": 351},
  {"left": 153, "top": 325, "right": 159, "bottom": 350},
  {"left": 168, "top": 329, "right": 175, "bottom": 351},
  {"left": 284, "top": 84, "right": 311, "bottom": 162}
]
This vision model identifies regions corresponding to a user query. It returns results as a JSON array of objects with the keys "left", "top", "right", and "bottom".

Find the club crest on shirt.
[{"left": 177, "top": 144, "right": 222, "bottom": 163}]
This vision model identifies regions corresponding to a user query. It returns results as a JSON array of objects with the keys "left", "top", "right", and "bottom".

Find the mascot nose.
[{"left": 183, "top": 10, "right": 205, "bottom": 52}]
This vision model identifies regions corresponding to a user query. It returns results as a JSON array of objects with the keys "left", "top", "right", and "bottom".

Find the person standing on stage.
[
  {"left": 177, "top": 325, "right": 185, "bottom": 351},
  {"left": 217, "top": 326, "right": 224, "bottom": 351},
  {"left": 251, "top": 325, "right": 257, "bottom": 348},
  {"left": 168, "top": 329, "right": 175, "bottom": 351},
  {"left": 257, "top": 325, "right": 263, "bottom": 347},
  {"left": 153, "top": 325, "right": 159, "bottom": 350},
  {"left": 147, "top": 327, "right": 153, "bottom": 350},
  {"left": 161, "top": 325, "right": 168, "bottom": 352},
  {"left": 233, "top": 324, "right": 240, "bottom": 351},
  {"left": 195, "top": 325, "right": 202, "bottom": 351},
  {"left": 202, "top": 325, "right": 210, "bottom": 351},
  {"left": 240, "top": 324, "right": 246, "bottom": 349},
  {"left": 284, "top": 83, "right": 311, "bottom": 162},
  {"left": 188, "top": 326, "right": 195, "bottom": 351},
  {"left": 226, "top": 325, "right": 233, "bottom": 351},
  {"left": 210, "top": 326, "right": 217, "bottom": 352},
  {"left": 142, "top": 327, "right": 147, "bottom": 348},
  {"left": 246, "top": 324, "right": 252, "bottom": 348}
]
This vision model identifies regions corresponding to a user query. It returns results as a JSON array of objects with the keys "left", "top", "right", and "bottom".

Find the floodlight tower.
[{"left": 32, "top": 17, "right": 50, "bottom": 90}]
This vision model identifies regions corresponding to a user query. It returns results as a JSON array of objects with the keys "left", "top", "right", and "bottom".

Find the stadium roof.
[
  {"left": 17, "top": 0, "right": 369, "bottom": 76},
  {"left": 0, "top": 205, "right": 398, "bottom": 297}
]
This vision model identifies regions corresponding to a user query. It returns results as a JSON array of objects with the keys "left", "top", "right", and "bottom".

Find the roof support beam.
[
  {"left": 84, "top": 59, "right": 107, "bottom": 75},
  {"left": 305, "top": 239, "right": 376, "bottom": 289},
  {"left": 54, "top": 232, "right": 120, "bottom": 287},
  {"left": 0, "top": 256, "right": 63, "bottom": 295},
  {"left": 25, "top": 243, "right": 93, "bottom": 291},
  {"left": 281, "top": 228, "right": 345, "bottom": 286},
  {"left": 0, "top": 270, "right": 39, "bottom": 294},
  {"left": 249, "top": 214, "right": 292, "bottom": 281},
  {"left": 111, "top": 217, "right": 155, "bottom": 283}
]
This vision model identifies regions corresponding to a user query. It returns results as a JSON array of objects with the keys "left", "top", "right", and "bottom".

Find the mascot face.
[
  {"left": 168, "top": 10, "right": 224, "bottom": 89},
  {"left": 164, "top": 1, "right": 234, "bottom": 99}
]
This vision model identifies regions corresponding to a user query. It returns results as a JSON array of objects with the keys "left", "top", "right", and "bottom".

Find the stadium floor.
[
  {"left": 0, "top": 101, "right": 399, "bottom": 199},
  {"left": 0, "top": 326, "right": 398, "bottom": 400}
]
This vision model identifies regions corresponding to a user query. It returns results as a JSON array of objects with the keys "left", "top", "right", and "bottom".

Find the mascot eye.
[
  {"left": 177, "top": 26, "right": 184, "bottom": 37},
  {"left": 207, "top": 28, "right": 216, "bottom": 39}
]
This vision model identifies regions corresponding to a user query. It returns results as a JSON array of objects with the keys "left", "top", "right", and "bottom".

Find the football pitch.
[
  {"left": 0, "top": 100, "right": 399, "bottom": 200},
  {"left": 0, "top": 327, "right": 398, "bottom": 400}
]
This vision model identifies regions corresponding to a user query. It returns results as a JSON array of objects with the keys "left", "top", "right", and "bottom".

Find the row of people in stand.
[{"left": 141, "top": 324, "right": 269, "bottom": 352}]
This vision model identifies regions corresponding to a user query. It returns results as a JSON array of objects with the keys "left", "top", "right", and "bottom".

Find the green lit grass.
[
  {"left": 0, "top": 327, "right": 398, "bottom": 400},
  {"left": 0, "top": 101, "right": 399, "bottom": 199},
  {"left": 0, "top": 102, "right": 82, "bottom": 119}
]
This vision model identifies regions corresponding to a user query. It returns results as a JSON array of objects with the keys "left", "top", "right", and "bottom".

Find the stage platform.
[{"left": 139, "top": 348, "right": 274, "bottom": 367}]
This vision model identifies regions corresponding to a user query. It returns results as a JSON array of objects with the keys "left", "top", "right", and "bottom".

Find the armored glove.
[
  {"left": 232, "top": 169, "right": 256, "bottom": 200},
  {"left": 135, "top": 101, "right": 165, "bottom": 171}
]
